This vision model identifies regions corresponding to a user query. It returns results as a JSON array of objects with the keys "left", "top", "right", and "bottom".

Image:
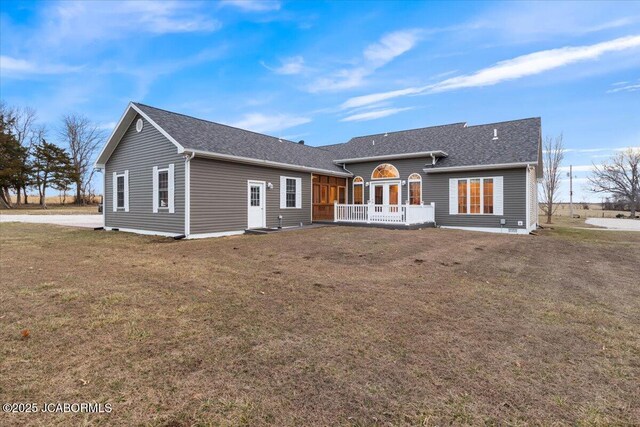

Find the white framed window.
[
  {"left": 153, "top": 164, "right": 174, "bottom": 213},
  {"left": 372, "top": 163, "right": 399, "bottom": 179},
  {"left": 353, "top": 176, "right": 364, "bottom": 204},
  {"left": 449, "top": 176, "right": 503, "bottom": 215},
  {"left": 408, "top": 173, "right": 422, "bottom": 205},
  {"left": 280, "top": 176, "right": 301, "bottom": 209},
  {"left": 112, "top": 171, "right": 129, "bottom": 212}
]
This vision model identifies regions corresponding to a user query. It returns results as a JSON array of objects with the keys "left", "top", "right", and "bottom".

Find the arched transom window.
[
  {"left": 408, "top": 173, "right": 422, "bottom": 205},
  {"left": 371, "top": 163, "right": 399, "bottom": 179},
  {"left": 353, "top": 176, "right": 364, "bottom": 204}
]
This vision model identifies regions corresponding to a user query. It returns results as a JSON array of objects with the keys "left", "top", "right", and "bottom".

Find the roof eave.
[
  {"left": 423, "top": 161, "right": 536, "bottom": 173},
  {"left": 94, "top": 102, "right": 185, "bottom": 169},
  {"left": 185, "top": 149, "right": 352, "bottom": 177},
  {"left": 333, "top": 151, "right": 448, "bottom": 164}
]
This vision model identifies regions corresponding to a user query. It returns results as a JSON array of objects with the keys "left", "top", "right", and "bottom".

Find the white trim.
[
  {"left": 95, "top": 102, "right": 184, "bottom": 167},
  {"left": 131, "top": 103, "right": 183, "bottom": 152},
  {"left": 450, "top": 177, "right": 501, "bottom": 216},
  {"left": 352, "top": 177, "right": 364, "bottom": 205},
  {"left": 123, "top": 170, "right": 129, "bottom": 212},
  {"left": 407, "top": 173, "right": 422, "bottom": 205},
  {"left": 186, "top": 230, "right": 245, "bottom": 239},
  {"left": 369, "top": 180, "right": 401, "bottom": 205},
  {"left": 185, "top": 153, "right": 194, "bottom": 236},
  {"left": 112, "top": 172, "right": 118, "bottom": 212},
  {"left": 113, "top": 171, "right": 127, "bottom": 212},
  {"left": 184, "top": 149, "right": 351, "bottom": 177},
  {"left": 333, "top": 151, "right": 448, "bottom": 164},
  {"left": 280, "top": 176, "right": 302, "bottom": 209},
  {"left": 423, "top": 162, "right": 535, "bottom": 173},
  {"left": 152, "top": 166, "right": 159, "bottom": 213},
  {"left": 102, "top": 169, "right": 106, "bottom": 227},
  {"left": 371, "top": 163, "right": 400, "bottom": 180},
  {"left": 168, "top": 163, "right": 175, "bottom": 214},
  {"left": 525, "top": 167, "right": 530, "bottom": 230},
  {"left": 104, "top": 227, "right": 181, "bottom": 237},
  {"left": 441, "top": 226, "right": 530, "bottom": 235},
  {"left": 247, "top": 180, "right": 267, "bottom": 229}
]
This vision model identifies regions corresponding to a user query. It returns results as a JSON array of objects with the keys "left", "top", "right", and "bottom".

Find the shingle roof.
[
  {"left": 134, "top": 103, "right": 540, "bottom": 173},
  {"left": 133, "top": 103, "right": 344, "bottom": 174},
  {"left": 327, "top": 118, "right": 541, "bottom": 168}
]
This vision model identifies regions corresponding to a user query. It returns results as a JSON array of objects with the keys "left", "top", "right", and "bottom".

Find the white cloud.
[
  {"left": 229, "top": 113, "right": 311, "bottom": 133},
  {"left": 0, "top": 56, "right": 83, "bottom": 76},
  {"left": 341, "top": 35, "right": 640, "bottom": 109},
  {"left": 340, "top": 107, "right": 413, "bottom": 122},
  {"left": 607, "top": 78, "right": 640, "bottom": 93},
  {"left": 34, "top": 1, "right": 220, "bottom": 49},
  {"left": 263, "top": 56, "right": 305, "bottom": 75},
  {"left": 219, "top": 0, "right": 281, "bottom": 12},
  {"left": 308, "top": 29, "right": 421, "bottom": 93},
  {"left": 363, "top": 30, "right": 421, "bottom": 66}
]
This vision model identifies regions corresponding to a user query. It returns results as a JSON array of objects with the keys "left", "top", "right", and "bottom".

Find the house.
[{"left": 94, "top": 102, "right": 542, "bottom": 238}]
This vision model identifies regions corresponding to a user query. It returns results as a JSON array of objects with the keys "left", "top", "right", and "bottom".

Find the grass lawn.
[{"left": 1, "top": 223, "right": 638, "bottom": 426}]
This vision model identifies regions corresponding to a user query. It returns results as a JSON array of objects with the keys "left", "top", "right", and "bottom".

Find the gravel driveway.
[
  {"left": 585, "top": 218, "right": 640, "bottom": 231},
  {"left": 0, "top": 214, "right": 102, "bottom": 228}
]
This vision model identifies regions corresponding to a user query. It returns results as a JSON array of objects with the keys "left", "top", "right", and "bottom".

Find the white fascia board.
[
  {"left": 423, "top": 162, "right": 535, "bottom": 173},
  {"left": 94, "top": 102, "right": 185, "bottom": 168},
  {"left": 333, "top": 151, "right": 448, "bottom": 164},
  {"left": 185, "top": 149, "right": 352, "bottom": 177}
]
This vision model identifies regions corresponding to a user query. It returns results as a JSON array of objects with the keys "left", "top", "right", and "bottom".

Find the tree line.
[{"left": 0, "top": 101, "right": 104, "bottom": 209}]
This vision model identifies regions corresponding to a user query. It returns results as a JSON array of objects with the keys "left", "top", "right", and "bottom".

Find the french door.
[{"left": 370, "top": 182, "right": 401, "bottom": 216}]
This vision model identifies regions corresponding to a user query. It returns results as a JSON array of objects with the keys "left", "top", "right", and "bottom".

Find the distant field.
[
  {"left": 1, "top": 223, "right": 638, "bottom": 426},
  {"left": 539, "top": 203, "right": 631, "bottom": 219},
  {"left": 0, "top": 204, "right": 99, "bottom": 215}
]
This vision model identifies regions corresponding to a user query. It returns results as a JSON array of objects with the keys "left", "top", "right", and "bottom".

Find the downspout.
[
  {"left": 184, "top": 151, "right": 195, "bottom": 238},
  {"left": 340, "top": 163, "right": 354, "bottom": 204}
]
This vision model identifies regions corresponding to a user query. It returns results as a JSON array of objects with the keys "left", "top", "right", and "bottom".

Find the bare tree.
[
  {"left": 59, "top": 114, "right": 104, "bottom": 205},
  {"left": 540, "top": 134, "right": 565, "bottom": 224},
  {"left": 589, "top": 148, "right": 640, "bottom": 218}
]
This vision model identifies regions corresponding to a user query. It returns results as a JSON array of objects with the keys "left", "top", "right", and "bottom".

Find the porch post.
[
  {"left": 367, "top": 201, "right": 373, "bottom": 223},
  {"left": 334, "top": 200, "right": 338, "bottom": 222}
]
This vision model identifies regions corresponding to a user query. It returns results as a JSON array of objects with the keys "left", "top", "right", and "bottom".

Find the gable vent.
[{"left": 492, "top": 128, "right": 498, "bottom": 140}]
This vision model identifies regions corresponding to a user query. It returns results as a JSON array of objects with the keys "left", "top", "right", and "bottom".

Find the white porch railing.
[{"left": 334, "top": 202, "right": 435, "bottom": 225}]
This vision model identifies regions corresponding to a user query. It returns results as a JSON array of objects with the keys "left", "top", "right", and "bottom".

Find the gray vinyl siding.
[
  {"left": 190, "top": 157, "right": 311, "bottom": 234},
  {"left": 425, "top": 168, "right": 527, "bottom": 229},
  {"left": 344, "top": 159, "right": 528, "bottom": 229},
  {"left": 104, "top": 115, "right": 185, "bottom": 234}
]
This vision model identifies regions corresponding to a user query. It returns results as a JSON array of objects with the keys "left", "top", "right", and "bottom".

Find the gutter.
[
  {"left": 333, "top": 150, "right": 448, "bottom": 164},
  {"left": 185, "top": 149, "right": 352, "bottom": 177},
  {"left": 423, "top": 161, "right": 536, "bottom": 173}
]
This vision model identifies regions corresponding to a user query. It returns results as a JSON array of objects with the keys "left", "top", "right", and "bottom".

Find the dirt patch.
[{"left": 1, "top": 223, "right": 639, "bottom": 426}]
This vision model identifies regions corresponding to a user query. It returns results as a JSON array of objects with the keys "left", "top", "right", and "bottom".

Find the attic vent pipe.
[
  {"left": 492, "top": 128, "right": 498, "bottom": 140},
  {"left": 372, "top": 139, "right": 375, "bottom": 146},
  {"left": 298, "top": 140, "right": 305, "bottom": 145}
]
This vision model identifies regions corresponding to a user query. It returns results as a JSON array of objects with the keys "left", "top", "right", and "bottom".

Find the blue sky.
[{"left": 1, "top": 0, "right": 639, "bottom": 202}]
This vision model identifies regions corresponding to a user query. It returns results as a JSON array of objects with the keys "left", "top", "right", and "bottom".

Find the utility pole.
[{"left": 568, "top": 165, "right": 573, "bottom": 219}]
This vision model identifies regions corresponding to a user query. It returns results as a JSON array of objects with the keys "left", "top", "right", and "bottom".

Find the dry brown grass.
[{"left": 1, "top": 223, "right": 639, "bottom": 426}]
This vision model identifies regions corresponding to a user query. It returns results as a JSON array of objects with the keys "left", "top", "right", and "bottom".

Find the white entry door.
[
  {"left": 247, "top": 181, "right": 266, "bottom": 229},
  {"left": 370, "top": 181, "right": 401, "bottom": 219}
]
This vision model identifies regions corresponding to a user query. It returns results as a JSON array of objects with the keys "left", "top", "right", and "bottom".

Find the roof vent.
[
  {"left": 298, "top": 140, "right": 305, "bottom": 145},
  {"left": 372, "top": 139, "right": 375, "bottom": 146},
  {"left": 278, "top": 138, "right": 282, "bottom": 142},
  {"left": 492, "top": 128, "right": 498, "bottom": 140},
  {"left": 384, "top": 132, "right": 388, "bottom": 137}
]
